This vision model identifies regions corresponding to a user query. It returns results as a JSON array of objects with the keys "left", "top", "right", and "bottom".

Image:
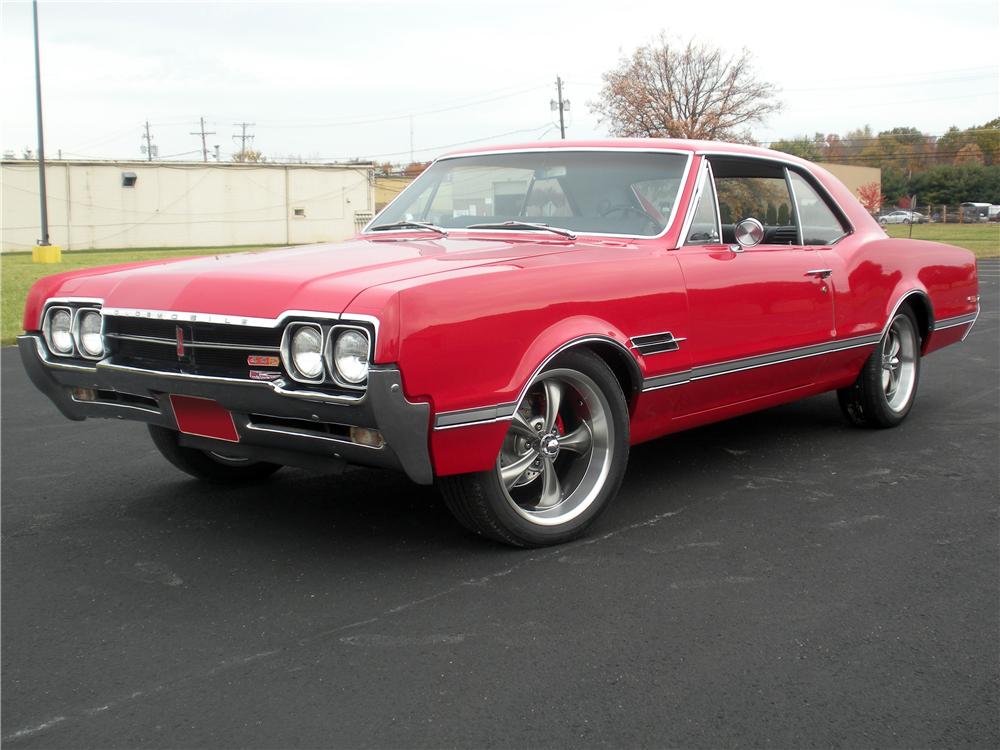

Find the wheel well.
[
  {"left": 900, "top": 293, "right": 933, "bottom": 351},
  {"left": 577, "top": 340, "right": 642, "bottom": 404}
]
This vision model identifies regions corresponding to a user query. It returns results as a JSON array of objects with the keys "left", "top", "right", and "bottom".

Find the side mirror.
[{"left": 734, "top": 218, "right": 764, "bottom": 248}]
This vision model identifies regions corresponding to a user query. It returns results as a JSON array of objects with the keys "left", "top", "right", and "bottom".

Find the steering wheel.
[{"left": 600, "top": 205, "right": 651, "bottom": 221}]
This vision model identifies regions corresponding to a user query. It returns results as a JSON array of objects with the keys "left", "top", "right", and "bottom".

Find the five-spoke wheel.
[
  {"left": 838, "top": 306, "right": 922, "bottom": 428},
  {"left": 439, "top": 349, "right": 629, "bottom": 547}
]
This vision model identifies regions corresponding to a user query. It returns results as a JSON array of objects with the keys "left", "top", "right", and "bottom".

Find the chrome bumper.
[{"left": 18, "top": 334, "right": 433, "bottom": 484}]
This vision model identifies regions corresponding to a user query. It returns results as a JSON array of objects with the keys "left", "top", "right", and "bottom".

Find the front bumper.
[{"left": 18, "top": 335, "right": 433, "bottom": 484}]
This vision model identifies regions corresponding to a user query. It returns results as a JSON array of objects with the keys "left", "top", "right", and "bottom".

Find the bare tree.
[{"left": 590, "top": 36, "right": 781, "bottom": 143}]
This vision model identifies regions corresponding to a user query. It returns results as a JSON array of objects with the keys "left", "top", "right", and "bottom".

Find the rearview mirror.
[{"left": 734, "top": 218, "right": 764, "bottom": 248}]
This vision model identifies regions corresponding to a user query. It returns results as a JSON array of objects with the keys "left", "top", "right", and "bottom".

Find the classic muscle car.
[{"left": 19, "top": 140, "right": 980, "bottom": 547}]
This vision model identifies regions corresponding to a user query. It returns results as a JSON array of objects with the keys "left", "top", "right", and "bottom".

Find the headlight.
[
  {"left": 76, "top": 309, "right": 104, "bottom": 358},
  {"left": 288, "top": 325, "right": 324, "bottom": 381},
  {"left": 44, "top": 308, "right": 74, "bottom": 355},
  {"left": 333, "top": 329, "right": 370, "bottom": 384}
]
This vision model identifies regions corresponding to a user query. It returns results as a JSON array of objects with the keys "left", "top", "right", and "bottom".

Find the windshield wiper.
[
  {"left": 466, "top": 221, "right": 577, "bottom": 239},
  {"left": 368, "top": 220, "right": 448, "bottom": 236}
]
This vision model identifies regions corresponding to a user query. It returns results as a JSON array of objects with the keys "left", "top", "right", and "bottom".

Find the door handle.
[{"left": 805, "top": 269, "right": 833, "bottom": 279}]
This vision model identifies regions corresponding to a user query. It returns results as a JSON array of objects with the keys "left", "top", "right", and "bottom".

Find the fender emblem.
[
  {"left": 249, "top": 370, "right": 282, "bottom": 381},
  {"left": 247, "top": 355, "right": 280, "bottom": 367}
]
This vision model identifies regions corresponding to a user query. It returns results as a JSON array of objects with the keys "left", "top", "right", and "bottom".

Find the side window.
[
  {"left": 685, "top": 166, "right": 721, "bottom": 245},
  {"left": 709, "top": 157, "right": 799, "bottom": 245},
  {"left": 789, "top": 171, "right": 848, "bottom": 245}
]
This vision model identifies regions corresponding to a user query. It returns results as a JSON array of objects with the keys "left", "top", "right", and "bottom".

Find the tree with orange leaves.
[{"left": 856, "top": 182, "right": 884, "bottom": 214}]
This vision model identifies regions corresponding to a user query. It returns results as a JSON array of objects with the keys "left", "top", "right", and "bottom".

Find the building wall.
[
  {"left": 818, "top": 163, "right": 880, "bottom": 200},
  {"left": 1, "top": 161, "right": 374, "bottom": 251},
  {"left": 374, "top": 176, "right": 415, "bottom": 213}
]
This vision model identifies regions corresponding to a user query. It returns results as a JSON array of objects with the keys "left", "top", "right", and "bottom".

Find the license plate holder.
[{"left": 169, "top": 395, "right": 239, "bottom": 443}]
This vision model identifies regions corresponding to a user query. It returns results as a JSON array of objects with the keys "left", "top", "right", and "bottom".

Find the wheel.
[
  {"left": 148, "top": 425, "right": 282, "bottom": 482},
  {"left": 837, "top": 307, "right": 921, "bottom": 428},
  {"left": 438, "top": 349, "right": 629, "bottom": 547},
  {"left": 903, "top": 218, "right": 911, "bottom": 224},
  {"left": 879, "top": 218, "right": 888, "bottom": 225}
]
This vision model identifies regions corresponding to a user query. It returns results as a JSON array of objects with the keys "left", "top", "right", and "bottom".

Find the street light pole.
[{"left": 32, "top": 0, "right": 50, "bottom": 246}]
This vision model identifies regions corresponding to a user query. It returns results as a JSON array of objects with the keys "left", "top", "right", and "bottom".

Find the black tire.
[
  {"left": 148, "top": 425, "right": 282, "bottom": 482},
  {"left": 438, "top": 349, "right": 630, "bottom": 547},
  {"left": 879, "top": 218, "right": 888, "bottom": 225},
  {"left": 837, "top": 306, "right": 921, "bottom": 428}
]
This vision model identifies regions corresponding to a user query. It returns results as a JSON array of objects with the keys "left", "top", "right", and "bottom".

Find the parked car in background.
[
  {"left": 879, "top": 209, "right": 926, "bottom": 225},
  {"left": 19, "top": 139, "right": 979, "bottom": 547}
]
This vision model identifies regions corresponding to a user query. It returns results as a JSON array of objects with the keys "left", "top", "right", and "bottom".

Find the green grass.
[
  {"left": 883, "top": 223, "right": 999, "bottom": 258},
  {"left": 1, "top": 246, "right": 264, "bottom": 345}
]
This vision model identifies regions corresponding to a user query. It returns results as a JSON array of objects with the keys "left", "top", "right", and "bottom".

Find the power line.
[
  {"left": 190, "top": 116, "right": 216, "bottom": 162},
  {"left": 233, "top": 122, "right": 255, "bottom": 156}
]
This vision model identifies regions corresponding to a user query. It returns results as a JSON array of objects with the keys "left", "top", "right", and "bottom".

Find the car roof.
[{"left": 441, "top": 138, "right": 814, "bottom": 167}]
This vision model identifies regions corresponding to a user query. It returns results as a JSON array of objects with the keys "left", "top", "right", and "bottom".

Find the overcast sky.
[{"left": 1, "top": 0, "right": 997, "bottom": 163}]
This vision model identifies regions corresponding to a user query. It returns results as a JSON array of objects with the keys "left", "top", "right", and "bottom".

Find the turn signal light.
[{"left": 350, "top": 426, "right": 384, "bottom": 448}]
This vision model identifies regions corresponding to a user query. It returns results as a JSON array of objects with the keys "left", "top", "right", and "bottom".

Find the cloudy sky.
[{"left": 1, "top": 0, "right": 997, "bottom": 163}]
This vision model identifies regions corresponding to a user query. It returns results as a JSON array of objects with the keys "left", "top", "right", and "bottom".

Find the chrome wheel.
[
  {"left": 881, "top": 315, "right": 917, "bottom": 412},
  {"left": 496, "top": 368, "right": 614, "bottom": 526}
]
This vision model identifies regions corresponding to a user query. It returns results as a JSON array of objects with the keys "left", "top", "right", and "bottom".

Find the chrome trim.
[
  {"left": 433, "top": 335, "right": 638, "bottom": 431},
  {"left": 98, "top": 360, "right": 366, "bottom": 404},
  {"left": 37, "top": 297, "right": 104, "bottom": 330},
  {"left": 70, "top": 396, "right": 160, "bottom": 416},
  {"left": 933, "top": 311, "right": 979, "bottom": 331},
  {"left": 325, "top": 325, "right": 371, "bottom": 391},
  {"left": 364, "top": 148, "right": 695, "bottom": 243},
  {"left": 784, "top": 166, "right": 804, "bottom": 246},
  {"left": 42, "top": 305, "right": 76, "bottom": 357},
  {"left": 695, "top": 150, "right": 857, "bottom": 236},
  {"left": 243, "top": 420, "right": 383, "bottom": 451},
  {"left": 71, "top": 307, "right": 106, "bottom": 360},
  {"left": 960, "top": 304, "right": 980, "bottom": 341},
  {"left": 27, "top": 336, "right": 98, "bottom": 372},
  {"left": 883, "top": 289, "right": 932, "bottom": 337},
  {"left": 805, "top": 269, "right": 833, "bottom": 279},
  {"left": 641, "top": 332, "right": 883, "bottom": 392},
  {"left": 104, "top": 333, "right": 281, "bottom": 352},
  {"left": 630, "top": 331, "right": 685, "bottom": 355},
  {"left": 280, "top": 322, "right": 326, "bottom": 385},
  {"left": 102, "top": 307, "right": 339, "bottom": 329},
  {"left": 678, "top": 157, "right": 711, "bottom": 246}
]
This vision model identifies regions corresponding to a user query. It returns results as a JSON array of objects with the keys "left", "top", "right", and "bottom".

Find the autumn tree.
[
  {"left": 233, "top": 149, "right": 265, "bottom": 163},
  {"left": 856, "top": 181, "right": 884, "bottom": 213},
  {"left": 590, "top": 36, "right": 781, "bottom": 142}
]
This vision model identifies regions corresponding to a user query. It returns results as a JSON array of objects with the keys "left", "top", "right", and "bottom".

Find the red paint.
[
  {"left": 22, "top": 139, "right": 979, "bottom": 479},
  {"left": 169, "top": 395, "right": 239, "bottom": 443}
]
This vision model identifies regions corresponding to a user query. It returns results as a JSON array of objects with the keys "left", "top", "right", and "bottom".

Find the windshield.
[{"left": 371, "top": 150, "right": 690, "bottom": 237}]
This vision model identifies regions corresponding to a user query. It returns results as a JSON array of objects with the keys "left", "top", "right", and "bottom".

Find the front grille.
[{"left": 104, "top": 316, "right": 283, "bottom": 380}]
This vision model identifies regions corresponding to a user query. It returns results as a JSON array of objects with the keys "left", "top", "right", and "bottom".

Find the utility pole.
[
  {"left": 409, "top": 116, "right": 414, "bottom": 165},
  {"left": 190, "top": 116, "right": 216, "bottom": 162},
  {"left": 551, "top": 76, "right": 570, "bottom": 139},
  {"left": 141, "top": 120, "right": 154, "bottom": 161},
  {"left": 31, "top": 0, "right": 50, "bottom": 246},
  {"left": 233, "top": 122, "right": 255, "bottom": 158}
]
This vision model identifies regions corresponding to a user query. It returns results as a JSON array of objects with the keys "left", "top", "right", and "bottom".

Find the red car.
[{"left": 19, "top": 140, "right": 980, "bottom": 547}]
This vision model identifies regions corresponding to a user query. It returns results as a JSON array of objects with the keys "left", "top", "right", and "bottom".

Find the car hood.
[{"left": 45, "top": 235, "right": 580, "bottom": 320}]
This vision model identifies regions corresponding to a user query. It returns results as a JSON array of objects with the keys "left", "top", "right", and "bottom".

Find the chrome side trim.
[
  {"left": 433, "top": 335, "right": 638, "bottom": 431},
  {"left": 434, "top": 403, "right": 519, "bottom": 430},
  {"left": 641, "top": 332, "right": 883, "bottom": 392},
  {"left": 630, "top": 331, "right": 686, "bottom": 356},
  {"left": 364, "top": 148, "right": 694, "bottom": 243},
  {"left": 960, "top": 304, "right": 981, "bottom": 341},
  {"left": 932, "top": 311, "right": 978, "bottom": 331}
]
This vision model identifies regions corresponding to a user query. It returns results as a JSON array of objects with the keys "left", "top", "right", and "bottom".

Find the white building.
[{"left": 1, "top": 160, "right": 374, "bottom": 252}]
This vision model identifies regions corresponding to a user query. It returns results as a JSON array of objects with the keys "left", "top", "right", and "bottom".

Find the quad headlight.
[
  {"left": 331, "top": 328, "right": 370, "bottom": 384},
  {"left": 76, "top": 309, "right": 105, "bottom": 358},
  {"left": 280, "top": 321, "right": 372, "bottom": 388},
  {"left": 44, "top": 307, "right": 75, "bottom": 355},
  {"left": 284, "top": 324, "right": 325, "bottom": 382}
]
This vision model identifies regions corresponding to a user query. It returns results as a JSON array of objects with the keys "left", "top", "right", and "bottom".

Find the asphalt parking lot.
[{"left": 3, "top": 260, "right": 998, "bottom": 749}]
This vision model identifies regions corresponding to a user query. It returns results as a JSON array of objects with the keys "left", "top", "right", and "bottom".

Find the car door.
[{"left": 672, "top": 155, "right": 836, "bottom": 416}]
